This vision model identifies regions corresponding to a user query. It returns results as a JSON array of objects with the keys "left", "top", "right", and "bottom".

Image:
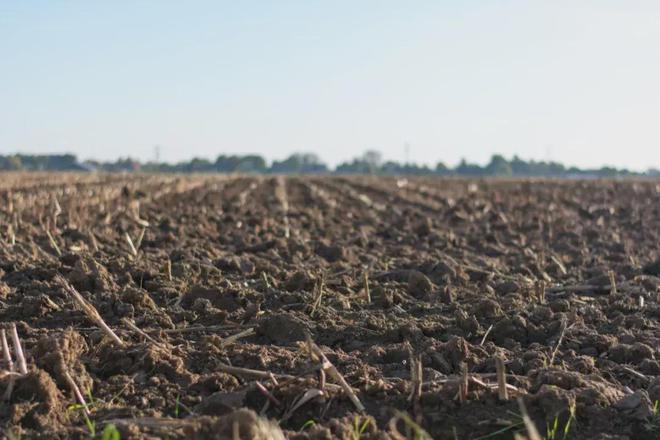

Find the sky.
[{"left": 1, "top": 1, "right": 659, "bottom": 170}]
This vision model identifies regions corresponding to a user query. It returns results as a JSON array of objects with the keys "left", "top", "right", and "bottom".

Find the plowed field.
[{"left": 1, "top": 174, "right": 659, "bottom": 439}]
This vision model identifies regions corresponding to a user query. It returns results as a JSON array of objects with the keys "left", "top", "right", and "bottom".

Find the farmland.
[{"left": 0, "top": 173, "right": 659, "bottom": 439}]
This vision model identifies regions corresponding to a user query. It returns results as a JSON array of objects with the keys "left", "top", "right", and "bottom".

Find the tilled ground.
[{"left": 0, "top": 173, "right": 659, "bottom": 439}]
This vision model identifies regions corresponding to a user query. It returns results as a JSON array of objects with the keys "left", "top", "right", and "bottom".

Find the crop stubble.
[{"left": 0, "top": 173, "right": 659, "bottom": 439}]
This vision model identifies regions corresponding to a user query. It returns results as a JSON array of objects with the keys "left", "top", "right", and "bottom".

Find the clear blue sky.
[{"left": 1, "top": 1, "right": 659, "bottom": 169}]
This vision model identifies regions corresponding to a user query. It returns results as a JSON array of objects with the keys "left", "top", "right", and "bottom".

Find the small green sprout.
[
  {"left": 300, "top": 419, "right": 316, "bottom": 431},
  {"left": 546, "top": 403, "right": 576, "bottom": 440},
  {"left": 351, "top": 416, "right": 371, "bottom": 440},
  {"left": 101, "top": 424, "right": 121, "bottom": 440},
  {"left": 174, "top": 394, "right": 181, "bottom": 418}
]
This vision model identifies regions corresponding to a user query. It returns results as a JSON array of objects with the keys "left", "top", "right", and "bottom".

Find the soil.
[{"left": 0, "top": 173, "right": 659, "bottom": 439}]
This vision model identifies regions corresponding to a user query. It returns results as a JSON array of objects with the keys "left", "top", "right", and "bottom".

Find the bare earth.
[{"left": 0, "top": 173, "right": 659, "bottom": 439}]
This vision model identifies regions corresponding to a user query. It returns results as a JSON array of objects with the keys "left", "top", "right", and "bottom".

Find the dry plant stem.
[
  {"left": 274, "top": 364, "right": 323, "bottom": 388},
  {"left": 319, "top": 367, "right": 326, "bottom": 391},
  {"left": 3, "top": 365, "right": 16, "bottom": 401},
  {"left": 2, "top": 326, "right": 17, "bottom": 401},
  {"left": 469, "top": 376, "right": 519, "bottom": 393},
  {"left": 1, "top": 329, "right": 13, "bottom": 370},
  {"left": 480, "top": 324, "right": 494, "bottom": 346},
  {"left": 134, "top": 227, "right": 146, "bottom": 251},
  {"left": 88, "top": 231, "right": 99, "bottom": 252},
  {"left": 307, "top": 339, "right": 366, "bottom": 412},
  {"left": 255, "top": 381, "right": 282, "bottom": 407},
  {"left": 550, "top": 255, "right": 567, "bottom": 275},
  {"left": 536, "top": 280, "right": 546, "bottom": 303},
  {"left": 232, "top": 420, "right": 240, "bottom": 440},
  {"left": 132, "top": 215, "right": 150, "bottom": 228},
  {"left": 220, "top": 328, "right": 255, "bottom": 347},
  {"left": 408, "top": 354, "right": 422, "bottom": 404},
  {"left": 101, "top": 417, "right": 197, "bottom": 429},
  {"left": 215, "top": 361, "right": 341, "bottom": 391},
  {"left": 261, "top": 272, "right": 270, "bottom": 289},
  {"left": 549, "top": 319, "right": 568, "bottom": 365},
  {"left": 0, "top": 370, "right": 22, "bottom": 380},
  {"left": 64, "top": 370, "right": 91, "bottom": 416},
  {"left": 496, "top": 357, "right": 508, "bottom": 401},
  {"left": 517, "top": 397, "right": 542, "bottom": 440},
  {"left": 52, "top": 196, "right": 62, "bottom": 217},
  {"left": 130, "top": 201, "right": 150, "bottom": 228},
  {"left": 310, "top": 273, "right": 325, "bottom": 317},
  {"left": 363, "top": 271, "right": 371, "bottom": 303},
  {"left": 621, "top": 365, "right": 649, "bottom": 383},
  {"left": 43, "top": 295, "right": 61, "bottom": 311},
  {"left": 459, "top": 364, "right": 469, "bottom": 403},
  {"left": 609, "top": 270, "right": 617, "bottom": 295},
  {"left": 10, "top": 324, "right": 27, "bottom": 375},
  {"left": 283, "top": 389, "right": 325, "bottom": 420},
  {"left": 215, "top": 362, "right": 289, "bottom": 380},
  {"left": 61, "top": 278, "right": 125, "bottom": 347},
  {"left": 122, "top": 318, "right": 165, "bottom": 348},
  {"left": 52, "top": 196, "right": 62, "bottom": 229},
  {"left": 162, "top": 324, "right": 246, "bottom": 334},
  {"left": 165, "top": 258, "right": 172, "bottom": 281},
  {"left": 125, "top": 232, "right": 138, "bottom": 257},
  {"left": 7, "top": 224, "right": 15, "bottom": 246},
  {"left": 46, "top": 229, "right": 62, "bottom": 257},
  {"left": 418, "top": 371, "right": 526, "bottom": 386},
  {"left": 547, "top": 284, "right": 611, "bottom": 293}
]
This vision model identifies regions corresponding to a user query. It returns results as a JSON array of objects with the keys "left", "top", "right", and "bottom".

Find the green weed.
[
  {"left": 644, "top": 400, "right": 660, "bottom": 434},
  {"left": 82, "top": 412, "right": 96, "bottom": 438},
  {"left": 100, "top": 424, "right": 121, "bottom": 440},
  {"left": 546, "top": 403, "right": 576, "bottom": 440},
  {"left": 300, "top": 419, "right": 316, "bottom": 431},
  {"left": 351, "top": 416, "right": 371, "bottom": 440}
]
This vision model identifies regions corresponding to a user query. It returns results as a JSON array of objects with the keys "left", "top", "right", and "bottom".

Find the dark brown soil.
[{"left": 0, "top": 173, "right": 659, "bottom": 439}]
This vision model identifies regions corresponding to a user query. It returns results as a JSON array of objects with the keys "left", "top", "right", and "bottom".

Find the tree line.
[{"left": 1, "top": 151, "right": 658, "bottom": 177}]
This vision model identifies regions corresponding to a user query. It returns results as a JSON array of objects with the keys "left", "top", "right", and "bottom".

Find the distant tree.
[
  {"left": 510, "top": 155, "right": 530, "bottom": 175},
  {"left": 212, "top": 154, "right": 267, "bottom": 173},
  {"left": 215, "top": 155, "right": 241, "bottom": 172},
  {"left": 10, "top": 156, "right": 22, "bottom": 170},
  {"left": 186, "top": 158, "right": 212, "bottom": 172},
  {"left": 455, "top": 159, "right": 484, "bottom": 176},
  {"left": 46, "top": 154, "right": 79, "bottom": 170},
  {"left": 270, "top": 153, "right": 328, "bottom": 173},
  {"left": 435, "top": 162, "right": 450, "bottom": 175},
  {"left": 546, "top": 161, "right": 566, "bottom": 176},
  {"left": 486, "top": 154, "right": 512, "bottom": 176},
  {"left": 7, "top": 155, "right": 22, "bottom": 170},
  {"left": 336, "top": 159, "right": 369, "bottom": 174},
  {"left": 597, "top": 166, "right": 618, "bottom": 177},
  {"left": 236, "top": 155, "right": 267, "bottom": 173},
  {"left": 0, "top": 152, "right": 648, "bottom": 177}
]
